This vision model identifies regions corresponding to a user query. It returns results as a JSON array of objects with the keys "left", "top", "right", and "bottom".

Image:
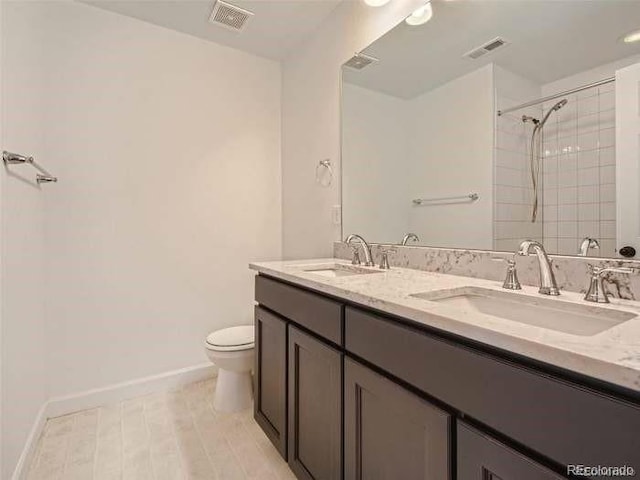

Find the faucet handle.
[
  {"left": 492, "top": 255, "right": 516, "bottom": 266},
  {"left": 584, "top": 266, "right": 637, "bottom": 303},
  {"left": 349, "top": 245, "right": 361, "bottom": 265},
  {"left": 378, "top": 245, "right": 397, "bottom": 270},
  {"left": 492, "top": 256, "right": 521, "bottom": 290},
  {"left": 591, "top": 266, "right": 636, "bottom": 277}
]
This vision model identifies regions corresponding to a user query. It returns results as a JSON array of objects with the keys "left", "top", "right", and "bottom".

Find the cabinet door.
[
  {"left": 457, "top": 423, "right": 565, "bottom": 480},
  {"left": 288, "top": 326, "right": 342, "bottom": 480},
  {"left": 344, "top": 358, "right": 451, "bottom": 480},
  {"left": 254, "top": 306, "right": 287, "bottom": 458}
]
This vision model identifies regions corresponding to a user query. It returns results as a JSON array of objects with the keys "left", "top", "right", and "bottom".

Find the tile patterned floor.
[{"left": 27, "top": 379, "right": 296, "bottom": 480}]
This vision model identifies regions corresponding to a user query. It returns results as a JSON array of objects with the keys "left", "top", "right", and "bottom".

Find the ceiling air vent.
[
  {"left": 209, "top": 0, "right": 254, "bottom": 32},
  {"left": 344, "top": 53, "right": 379, "bottom": 71},
  {"left": 463, "top": 37, "right": 510, "bottom": 60}
]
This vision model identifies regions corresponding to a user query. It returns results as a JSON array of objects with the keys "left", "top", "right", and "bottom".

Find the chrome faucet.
[
  {"left": 345, "top": 234, "right": 374, "bottom": 267},
  {"left": 517, "top": 240, "right": 560, "bottom": 295},
  {"left": 579, "top": 237, "right": 600, "bottom": 256},
  {"left": 401, "top": 233, "right": 420, "bottom": 246}
]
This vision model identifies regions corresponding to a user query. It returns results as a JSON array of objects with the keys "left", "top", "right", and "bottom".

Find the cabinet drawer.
[
  {"left": 457, "top": 423, "right": 564, "bottom": 480},
  {"left": 345, "top": 306, "right": 640, "bottom": 469},
  {"left": 255, "top": 275, "right": 342, "bottom": 345}
]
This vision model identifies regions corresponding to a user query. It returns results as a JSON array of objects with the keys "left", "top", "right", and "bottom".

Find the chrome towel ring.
[{"left": 315, "top": 159, "right": 333, "bottom": 187}]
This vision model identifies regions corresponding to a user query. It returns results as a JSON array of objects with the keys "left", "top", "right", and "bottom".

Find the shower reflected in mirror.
[{"left": 341, "top": 0, "right": 640, "bottom": 258}]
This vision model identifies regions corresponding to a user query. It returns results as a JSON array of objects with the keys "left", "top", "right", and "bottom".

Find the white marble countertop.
[{"left": 250, "top": 258, "right": 640, "bottom": 393}]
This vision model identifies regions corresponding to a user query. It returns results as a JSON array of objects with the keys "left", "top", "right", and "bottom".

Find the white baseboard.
[
  {"left": 46, "top": 362, "right": 217, "bottom": 418},
  {"left": 11, "top": 402, "right": 48, "bottom": 480},
  {"left": 11, "top": 362, "right": 216, "bottom": 480}
]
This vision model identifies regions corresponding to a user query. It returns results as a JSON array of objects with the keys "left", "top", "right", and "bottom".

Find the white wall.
[
  {"left": 616, "top": 62, "right": 640, "bottom": 258},
  {"left": 281, "top": 0, "right": 424, "bottom": 258},
  {"left": 0, "top": 0, "right": 4, "bottom": 473},
  {"left": 2, "top": 2, "right": 282, "bottom": 474},
  {"left": 406, "top": 65, "right": 495, "bottom": 249},
  {"left": 1, "top": 3, "right": 48, "bottom": 477},
  {"left": 38, "top": 1, "right": 282, "bottom": 398},
  {"left": 542, "top": 54, "right": 640, "bottom": 97},
  {"left": 342, "top": 83, "right": 410, "bottom": 243},
  {"left": 342, "top": 64, "right": 495, "bottom": 249}
]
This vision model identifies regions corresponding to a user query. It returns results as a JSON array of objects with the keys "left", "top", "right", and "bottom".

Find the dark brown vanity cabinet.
[
  {"left": 254, "top": 274, "right": 640, "bottom": 480},
  {"left": 344, "top": 306, "right": 640, "bottom": 471},
  {"left": 255, "top": 275, "right": 344, "bottom": 477},
  {"left": 254, "top": 306, "right": 287, "bottom": 458},
  {"left": 457, "top": 424, "right": 564, "bottom": 480},
  {"left": 344, "top": 358, "right": 450, "bottom": 480},
  {"left": 288, "top": 326, "right": 342, "bottom": 480}
]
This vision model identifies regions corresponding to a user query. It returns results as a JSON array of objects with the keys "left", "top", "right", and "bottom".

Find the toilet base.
[{"left": 214, "top": 368, "right": 253, "bottom": 413}]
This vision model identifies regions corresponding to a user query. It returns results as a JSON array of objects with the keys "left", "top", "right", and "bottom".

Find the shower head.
[
  {"left": 539, "top": 98, "right": 568, "bottom": 128},
  {"left": 553, "top": 99, "right": 568, "bottom": 111}
]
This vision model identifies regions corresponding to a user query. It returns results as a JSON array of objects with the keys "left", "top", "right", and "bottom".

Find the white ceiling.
[
  {"left": 82, "top": 0, "right": 342, "bottom": 60},
  {"left": 344, "top": 0, "right": 640, "bottom": 99}
]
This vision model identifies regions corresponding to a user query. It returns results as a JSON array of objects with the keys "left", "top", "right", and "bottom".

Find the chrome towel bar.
[
  {"left": 412, "top": 193, "right": 479, "bottom": 206},
  {"left": 3, "top": 151, "right": 58, "bottom": 184}
]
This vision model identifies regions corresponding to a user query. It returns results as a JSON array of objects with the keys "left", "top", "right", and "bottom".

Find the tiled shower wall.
[
  {"left": 541, "top": 82, "right": 616, "bottom": 257},
  {"left": 494, "top": 106, "right": 543, "bottom": 252},
  {"left": 494, "top": 69, "right": 616, "bottom": 258},
  {"left": 493, "top": 65, "right": 543, "bottom": 252}
]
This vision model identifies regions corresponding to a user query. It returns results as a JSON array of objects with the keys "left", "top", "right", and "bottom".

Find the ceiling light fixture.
[
  {"left": 406, "top": 2, "right": 433, "bottom": 26},
  {"left": 622, "top": 29, "right": 640, "bottom": 44},
  {"left": 363, "top": 0, "right": 391, "bottom": 7}
]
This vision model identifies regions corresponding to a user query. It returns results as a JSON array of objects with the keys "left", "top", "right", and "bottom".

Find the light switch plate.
[{"left": 332, "top": 205, "right": 342, "bottom": 226}]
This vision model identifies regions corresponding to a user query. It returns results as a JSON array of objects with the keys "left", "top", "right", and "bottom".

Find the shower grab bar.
[
  {"left": 3, "top": 151, "right": 58, "bottom": 184},
  {"left": 497, "top": 76, "right": 615, "bottom": 117},
  {"left": 412, "top": 193, "right": 479, "bottom": 206}
]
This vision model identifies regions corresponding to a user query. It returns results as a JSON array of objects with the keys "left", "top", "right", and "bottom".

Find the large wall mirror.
[{"left": 341, "top": 0, "right": 640, "bottom": 259}]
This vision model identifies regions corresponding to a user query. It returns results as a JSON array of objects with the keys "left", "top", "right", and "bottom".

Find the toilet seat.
[{"left": 206, "top": 325, "right": 254, "bottom": 352}]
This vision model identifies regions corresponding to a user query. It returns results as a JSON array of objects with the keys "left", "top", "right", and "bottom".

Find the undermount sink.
[
  {"left": 411, "top": 286, "right": 636, "bottom": 336},
  {"left": 301, "top": 263, "right": 383, "bottom": 278}
]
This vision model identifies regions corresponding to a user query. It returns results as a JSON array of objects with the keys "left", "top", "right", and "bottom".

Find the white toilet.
[{"left": 204, "top": 325, "right": 255, "bottom": 413}]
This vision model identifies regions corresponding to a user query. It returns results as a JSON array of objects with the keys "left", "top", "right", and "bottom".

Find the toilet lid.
[{"left": 206, "top": 325, "right": 254, "bottom": 351}]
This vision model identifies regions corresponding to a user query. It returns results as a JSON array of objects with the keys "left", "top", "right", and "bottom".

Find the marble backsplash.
[{"left": 334, "top": 242, "right": 640, "bottom": 300}]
